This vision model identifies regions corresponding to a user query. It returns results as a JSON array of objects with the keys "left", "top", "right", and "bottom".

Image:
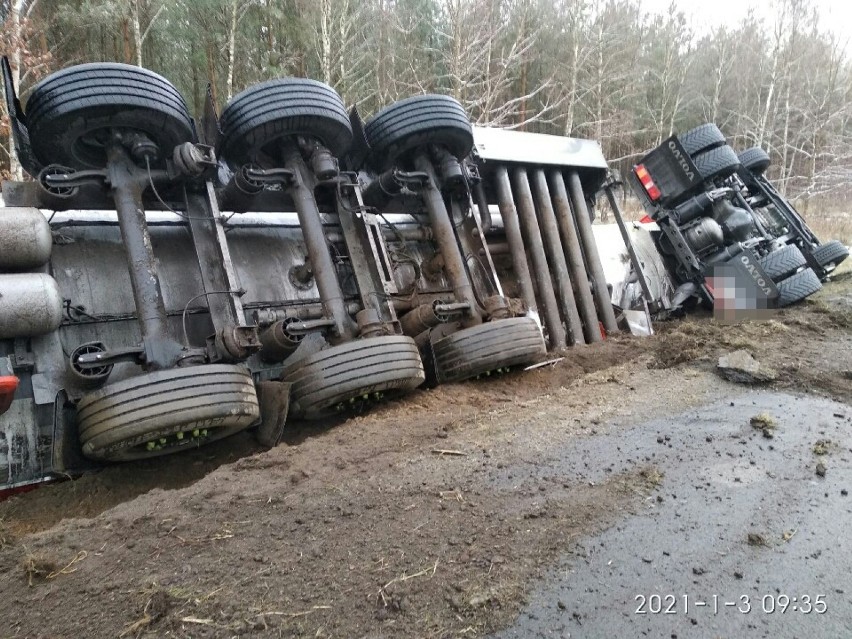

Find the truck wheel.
[
  {"left": 776, "top": 268, "right": 822, "bottom": 307},
  {"left": 758, "top": 244, "right": 807, "bottom": 281},
  {"left": 738, "top": 147, "right": 771, "bottom": 175},
  {"left": 811, "top": 240, "right": 849, "bottom": 271},
  {"left": 283, "top": 335, "right": 425, "bottom": 418},
  {"left": 77, "top": 364, "right": 259, "bottom": 462},
  {"left": 431, "top": 317, "right": 547, "bottom": 384},
  {"left": 26, "top": 63, "right": 194, "bottom": 170},
  {"left": 693, "top": 145, "right": 741, "bottom": 182},
  {"left": 218, "top": 78, "right": 352, "bottom": 166},
  {"left": 677, "top": 124, "right": 726, "bottom": 157},
  {"left": 364, "top": 94, "right": 473, "bottom": 171}
]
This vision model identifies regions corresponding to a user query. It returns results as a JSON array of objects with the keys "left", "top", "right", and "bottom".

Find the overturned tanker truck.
[{"left": 0, "top": 61, "right": 624, "bottom": 491}]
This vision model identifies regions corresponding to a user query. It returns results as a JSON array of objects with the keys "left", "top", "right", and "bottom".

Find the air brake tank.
[
  {"left": 0, "top": 208, "right": 52, "bottom": 270},
  {"left": 0, "top": 273, "right": 64, "bottom": 339}
]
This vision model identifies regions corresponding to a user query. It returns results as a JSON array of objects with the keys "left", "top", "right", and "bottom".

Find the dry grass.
[
  {"left": 0, "top": 519, "right": 13, "bottom": 550},
  {"left": 20, "top": 551, "right": 58, "bottom": 586},
  {"left": 806, "top": 298, "right": 852, "bottom": 328}
]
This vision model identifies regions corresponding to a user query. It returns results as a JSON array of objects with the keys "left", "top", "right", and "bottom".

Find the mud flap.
[
  {"left": 1, "top": 55, "right": 43, "bottom": 177},
  {"left": 51, "top": 391, "right": 94, "bottom": 476},
  {"left": 255, "top": 381, "right": 292, "bottom": 448}
]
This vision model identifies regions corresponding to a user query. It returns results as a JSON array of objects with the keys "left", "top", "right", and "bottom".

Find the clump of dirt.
[
  {"left": 750, "top": 413, "right": 777, "bottom": 438},
  {"left": 649, "top": 321, "right": 708, "bottom": 368},
  {"left": 812, "top": 439, "right": 835, "bottom": 456},
  {"left": 638, "top": 467, "right": 665, "bottom": 488},
  {"left": 747, "top": 532, "right": 770, "bottom": 547}
]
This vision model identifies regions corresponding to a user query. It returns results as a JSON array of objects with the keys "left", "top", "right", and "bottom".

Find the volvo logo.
[
  {"left": 739, "top": 255, "right": 773, "bottom": 296},
  {"left": 668, "top": 141, "right": 696, "bottom": 182}
]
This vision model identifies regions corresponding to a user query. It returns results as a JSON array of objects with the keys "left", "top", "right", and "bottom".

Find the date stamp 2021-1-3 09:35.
[{"left": 635, "top": 594, "right": 828, "bottom": 616}]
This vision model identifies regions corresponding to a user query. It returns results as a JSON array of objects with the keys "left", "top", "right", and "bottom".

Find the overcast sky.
[{"left": 642, "top": 0, "right": 851, "bottom": 42}]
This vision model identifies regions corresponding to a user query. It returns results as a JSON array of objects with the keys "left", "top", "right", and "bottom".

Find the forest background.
[{"left": 1, "top": 0, "right": 850, "bottom": 216}]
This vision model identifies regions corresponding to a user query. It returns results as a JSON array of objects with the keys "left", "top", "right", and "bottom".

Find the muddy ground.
[{"left": 0, "top": 275, "right": 850, "bottom": 638}]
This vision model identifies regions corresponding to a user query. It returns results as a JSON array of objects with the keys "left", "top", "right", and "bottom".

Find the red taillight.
[
  {"left": 635, "top": 164, "right": 662, "bottom": 201},
  {"left": 639, "top": 214, "right": 654, "bottom": 224},
  {"left": 0, "top": 376, "right": 19, "bottom": 415}
]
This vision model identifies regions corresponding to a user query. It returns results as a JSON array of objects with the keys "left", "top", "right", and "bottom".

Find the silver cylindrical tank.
[
  {"left": 684, "top": 217, "right": 724, "bottom": 255},
  {"left": 0, "top": 273, "right": 64, "bottom": 339},
  {"left": 0, "top": 208, "right": 52, "bottom": 270}
]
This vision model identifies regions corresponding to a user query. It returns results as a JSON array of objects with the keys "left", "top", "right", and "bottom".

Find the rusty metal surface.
[
  {"left": 184, "top": 182, "right": 253, "bottom": 359},
  {"left": 413, "top": 153, "right": 482, "bottom": 324},
  {"left": 284, "top": 147, "right": 357, "bottom": 341},
  {"left": 106, "top": 144, "right": 182, "bottom": 369},
  {"left": 334, "top": 177, "right": 398, "bottom": 331}
]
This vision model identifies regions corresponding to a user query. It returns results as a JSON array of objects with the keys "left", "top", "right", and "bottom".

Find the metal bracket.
[
  {"left": 43, "top": 168, "right": 109, "bottom": 191},
  {"left": 344, "top": 105, "right": 371, "bottom": 171},
  {"left": 173, "top": 142, "right": 217, "bottom": 179},
  {"left": 200, "top": 83, "right": 222, "bottom": 148},
  {"left": 74, "top": 345, "right": 145, "bottom": 368},
  {"left": 243, "top": 166, "right": 296, "bottom": 187},
  {"left": 212, "top": 325, "right": 262, "bottom": 362},
  {"left": 601, "top": 168, "right": 623, "bottom": 190},
  {"left": 12, "top": 338, "right": 35, "bottom": 371},
  {"left": 660, "top": 220, "right": 704, "bottom": 278}
]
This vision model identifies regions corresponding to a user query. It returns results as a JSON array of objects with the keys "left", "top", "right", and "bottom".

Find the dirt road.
[{"left": 0, "top": 276, "right": 849, "bottom": 638}]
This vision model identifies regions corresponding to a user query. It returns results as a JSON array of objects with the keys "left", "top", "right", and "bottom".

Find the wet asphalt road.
[{"left": 492, "top": 391, "right": 852, "bottom": 639}]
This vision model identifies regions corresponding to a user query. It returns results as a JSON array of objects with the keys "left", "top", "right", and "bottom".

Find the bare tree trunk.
[
  {"left": 595, "top": 19, "right": 603, "bottom": 142},
  {"left": 376, "top": 0, "right": 385, "bottom": 103},
  {"left": 779, "top": 84, "right": 791, "bottom": 196},
  {"left": 206, "top": 42, "right": 218, "bottom": 108},
  {"left": 320, "top": 0, "right": 332, "bottom": 85},
  {"left": 132, "top": 0, "right": 143, "bottom": 67},
  {"left": 226, "top": 0, "right": 238, "bottom": 100},
  {"left": 709, "top": 54, "right": 723, "bottom": 123},
  {"left": 122, "top": 19, "right": 133, "bottom": 63},
  {"left": 338, "top": 0, "right": 349, "bottom": 99},
  {"left": 757, "top": 4, "right": 787, "bottom": 147},
  {"left": 8, "top": 0, "right": 25, "bottom": 180},
  {"left": 518, "top": 8, "right": 529, "bottom": 130},
  {"left": 564, "top": 40, "right": 579, "bottom": 136}
]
